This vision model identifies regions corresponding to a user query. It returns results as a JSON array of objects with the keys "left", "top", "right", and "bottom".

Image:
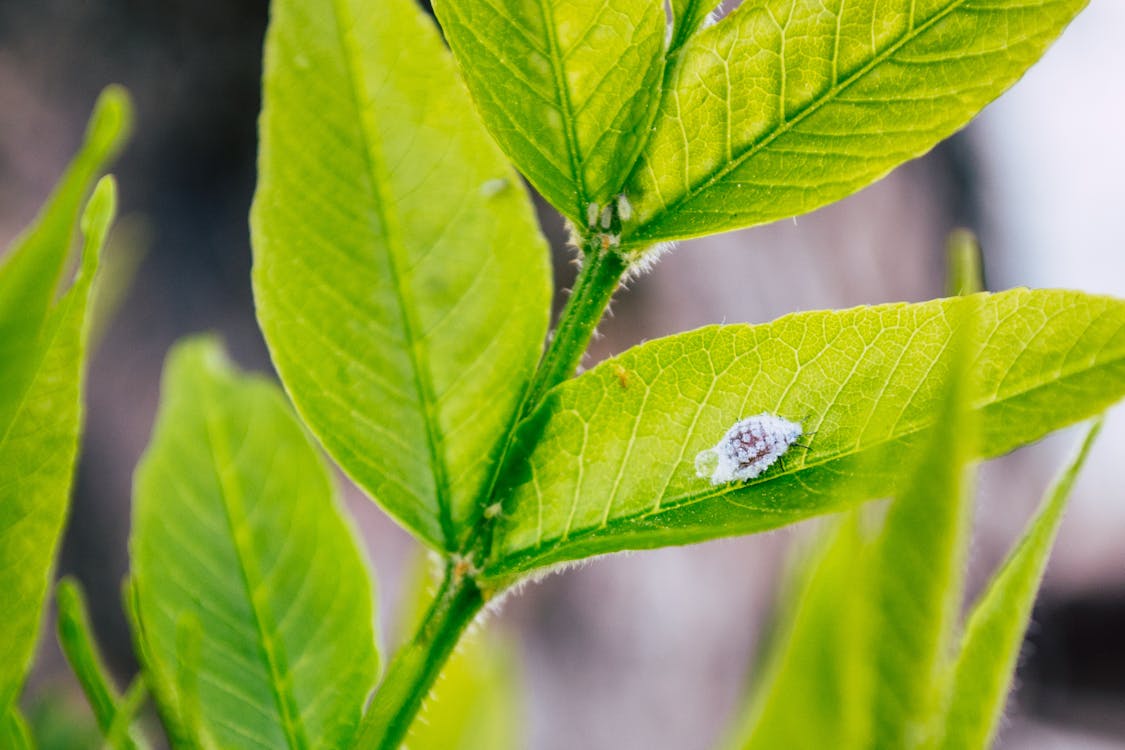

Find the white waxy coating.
[{"left": 695, "top": 413, "right": 803, "bottom": 485}]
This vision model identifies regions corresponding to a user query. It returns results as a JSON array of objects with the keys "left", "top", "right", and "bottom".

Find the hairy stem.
[
  {"left": 524, "top": 246, "right": 628, "bottom": 411},
  {"left": 358, "top": 241, "right": 630, "bottom": 748},
  {"left": 456, "top": 243, "right": 630, "bottom": 559},
  {"left": 353, "top": 569, "right": 484, "bottom": 749}
]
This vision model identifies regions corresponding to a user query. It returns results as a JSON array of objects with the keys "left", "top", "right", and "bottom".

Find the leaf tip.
[
  {"left": 946, "top": 229, "right": 984, "bottom": 297},
  {"left": 88, "top": 85, "right": 134, "bottom": 159}
]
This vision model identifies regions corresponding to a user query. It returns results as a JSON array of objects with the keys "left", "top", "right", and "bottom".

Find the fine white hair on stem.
[{"left": 624, "top": 241, "right": 676, "bottom": 280}]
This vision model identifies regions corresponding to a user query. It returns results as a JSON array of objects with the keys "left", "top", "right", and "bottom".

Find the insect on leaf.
[{"left": 485, "top": 289, "right": 1125, "bottom": 579}]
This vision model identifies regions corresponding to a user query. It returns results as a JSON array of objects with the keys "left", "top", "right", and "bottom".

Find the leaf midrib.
[
  {"left": 494, "top": 330, "right": 1125, "bottom": 570},
  {"left": 329, "top": 0, "right": 456, "bottom": 548},
  {"left": 624, "top": 0, "right": 969, "bottom": 244},
  {"left": 199, "top": 382, "right": 308, "bottom": 750},
  {"left": 668, "top": 0, "right": 707, "bottom": 55},
  {"left": 535, "top": 0, "right": 589, "bottom": 218}
]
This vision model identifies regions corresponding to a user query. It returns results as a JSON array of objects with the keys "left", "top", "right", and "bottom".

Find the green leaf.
[
  {"left": 486, "top": 289, "right": 1125, "bottom": 578},
  {"left": 129, "top": 338, "right": 379, "bottom": 750},
  {"left": 0, "top": 707, "right": 33, "bottom": 750},
  {"left": 731, "top": 517, "right": 873, "bottom": 750},
  {"left": 251, "top": 0, "right": 552, "bottom": 551},
  {"left": 431, "top": 0, "right": 666, "bottom": 223},
  {"left": 0, "top": 86, "right": 129, "bottom": 344},
  {"left": 669, "top": 0, "right": 715, "bottom": 56},
  {"left": 934, "top": 420, "right": 1102, "bottom": 750},
  {"left": 122, "top": 579, "right": 192, "bottom": 749},
  {"left": 735, "top": 295, "right": 978, "bottom": 750},
  {"left": 56, "top": 578, "right": 148, "bottom": 750},
  {"left": 620, "top": 0, "right": 1088, "bottom": 247},
  {"left": 0, "top": 127, "right": 124, "bottom": 718}
]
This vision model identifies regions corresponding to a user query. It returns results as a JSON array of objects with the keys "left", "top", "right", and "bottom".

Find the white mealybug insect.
[
  {"left": 479, "top": 177, "right": 509, "bottom": 197},
  {"left": 587, "top": 202, "right": 600, "bottom": 227},
  {"left": 616, "top": 193, "right": 633, "bottom": 222},
  {"left": 695, "top": 413, "right": 803, "bottom": 485},
  {"left": 599, "top": 204, "right": 614, "bottom": 230}
]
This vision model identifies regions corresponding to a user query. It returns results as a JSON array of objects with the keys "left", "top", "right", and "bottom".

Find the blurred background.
[{"left": 1, "top": 0, "right": 1122, "bottom": 747}]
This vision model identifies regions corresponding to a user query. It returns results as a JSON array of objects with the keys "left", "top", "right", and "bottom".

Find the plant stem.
[
  {"left": 358, "top": 242, "right": 629, "bottom": 748},
  {"left": 456, "top": 243, "right": 629, "bottom": 563},
  {"left": 523, "top": 246, "right": 628, "bottom": 412},
  {"left": 352, "top": 570, "right": 484, "bottom": 749}
]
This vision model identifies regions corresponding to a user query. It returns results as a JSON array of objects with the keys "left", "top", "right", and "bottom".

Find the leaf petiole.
[{"left": 524, "top": 244, "right": 629, "bottom": 411}]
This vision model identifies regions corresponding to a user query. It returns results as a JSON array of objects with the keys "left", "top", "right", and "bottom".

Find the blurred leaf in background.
[
  {"left": 0, "top": 85, "right": 130, "bottom": 723},
  {"left": 129, "top": 338, "right": 380, "bottom": 749},
  {"left": 726, "top": 237, "right": 1104, "bottom": 750}
]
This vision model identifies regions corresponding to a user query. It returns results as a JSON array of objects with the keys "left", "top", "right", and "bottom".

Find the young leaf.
[
  {"left": 863, "top": 296, "right": 978, "bottom": 748},
  {"left": 431, "top": 0, "right": 666, "bottom": 223},
  {"left": 130, "top": 338, "right": 379, "bottom": 749},
  {"left": 56, "top": 578, "right": 148, "bottom": 750},
  {"left": 732, "top": 518, "right": 873, "bottom": 750},
  {"left": 620, "top": 0, "right": 1088, "bottom": 247},
  {"left": 252, "top": 0, "right": 552, "bottom": 552},
  {"left": 107, "top": 679, "right": 149, "bottom": 750},
  {"left": 0, "top": 86, "right": 129, "bottom": 344},
  {"left": 485, "top": 289, "right": 1125, "bottom": 578},
  {"left": 0, "top": 128, "right": 124, "bottom": 719},
  {"left": 934, "top": 420, "right": 1102, "bottom": 750}
]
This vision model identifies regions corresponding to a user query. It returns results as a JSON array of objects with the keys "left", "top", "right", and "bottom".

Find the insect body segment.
[{"left": 695, "top": 413, "right": 803, "bottom": 485}]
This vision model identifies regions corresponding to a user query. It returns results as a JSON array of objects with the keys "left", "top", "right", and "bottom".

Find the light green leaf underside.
[
  {"left": 733, "top": 518, "right": 872, "bottom": 750},
  {"left": 432, "top": 0, "right": 666, "bottom": 223},
  {"left": 252, "top": 0, "right": 551, "bottom": 551},
  {"left": 0, "top": 148, "right": 122, "bottom": 716},
  {"left": 669, "top": 0, "right": 716, "bottom": 56},
  {"left": 934, "top": 421, "right": 1101, "bottom": 750},
  {"left": 130, "top": 338, "right": 379, "bottom": 750},
  {"left": 488, "top": 289, "right": 1125, "bottom": 577},
  {"left": 622, "top": 0, "right": 1088, "bottom": 245}
]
